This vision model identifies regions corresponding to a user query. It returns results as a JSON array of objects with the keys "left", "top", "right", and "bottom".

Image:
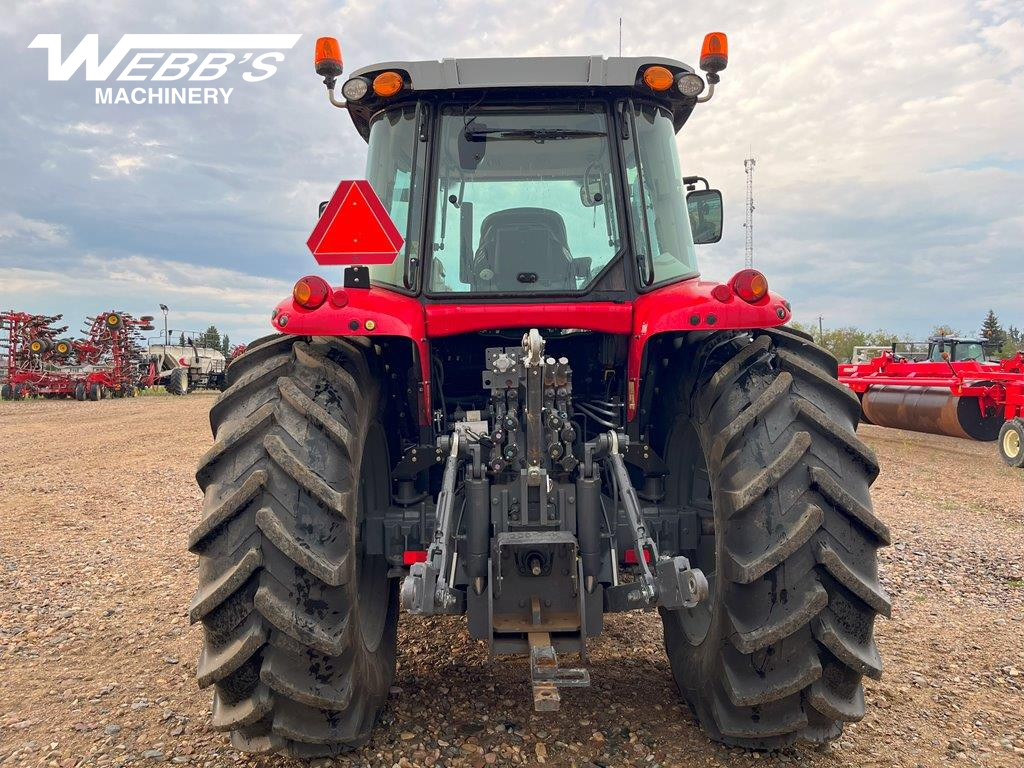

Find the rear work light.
[
  {"left": 341, "top": 76, "right": 369, "bottom": 101},
  {"left": 293, "top": 275, "right": 331, "bottom": 310},
  {"left": 731, "top": 269, "right": 769, "bottom": 303},
  {"left": 642, "top": 65, "right": 674, "bottom": 92},
  {"left": 372, "top": 71, "right": 404, "bottom": 97}
]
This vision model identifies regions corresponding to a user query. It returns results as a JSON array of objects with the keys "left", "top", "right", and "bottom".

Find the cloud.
[
  {"left": 0, "top": 0, "right": 1021, "bottom": 342},
  {"left": 0, "top": 254, "right": 288, "bottom": 341},
  {"left": 0, "top": 212, "right": 69, "bottom": 246}
]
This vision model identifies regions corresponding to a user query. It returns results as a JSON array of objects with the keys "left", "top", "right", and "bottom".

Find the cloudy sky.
[{"left": 1, "top": 0, "right": 1022, "bottom": 344}]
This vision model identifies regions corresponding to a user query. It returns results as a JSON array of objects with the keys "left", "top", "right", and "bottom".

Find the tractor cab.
[
  {"left": 926, "top": 335, "right": 990, "bottom": 363},
  {"left": 313, "top": 44, "right": 727, "bottom": 300}
]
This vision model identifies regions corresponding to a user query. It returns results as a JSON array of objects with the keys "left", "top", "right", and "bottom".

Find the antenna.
[
  {"left": 618, "top": 18, "right": 622, "bottom": 56},
  {"left": 743, "top": 155, "right": 756, "bottom": 269}
]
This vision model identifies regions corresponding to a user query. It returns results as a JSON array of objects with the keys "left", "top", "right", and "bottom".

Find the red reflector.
[
  {"left": 403, "top": 550, "right": 427, "bottom": 565},
  {"left": 623, "top": 547, "right": 652, "bottom": 564},
  {"left": 711, "top": 284, "right": 732, "bottom": 303}
]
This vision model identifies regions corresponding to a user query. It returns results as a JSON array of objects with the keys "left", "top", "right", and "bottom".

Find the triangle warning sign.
[{"left": 307, "top": 180, "right": 405, "bottom": 265}]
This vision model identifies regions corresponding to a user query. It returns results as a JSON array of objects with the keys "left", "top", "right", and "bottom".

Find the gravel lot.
[{"left": 1, "top": 396, "right": 1022, "bottom": 768}]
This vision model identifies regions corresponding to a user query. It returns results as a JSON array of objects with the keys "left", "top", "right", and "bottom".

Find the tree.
[
  {"left": 981, "top": 309, "right": 1006, "bottom": 352},
  {"left": 931, "top": 324, "right": 958, "bottom": 338},
  {"left": 178, "top": 332, "right": 186, "bottom": 346},
  {"left": 199, "top": 325, "right": 221, "bottom": 350},
  {"left": 1003, "top": 325, "right": 1022, "bottom": 356},
  {"left": 788, "top": 321, "right": 909, "bottom": 363},
  {"left": 220, "top": 334, "right": 231, "bottom": 355}
]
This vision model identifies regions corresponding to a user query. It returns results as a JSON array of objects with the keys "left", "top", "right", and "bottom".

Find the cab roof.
[{"left": 344, "top": 55, "right": 697, "bottom": 140}]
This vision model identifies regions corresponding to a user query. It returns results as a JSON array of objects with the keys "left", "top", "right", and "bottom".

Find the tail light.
[
  {"left": 731, "top": 269, "right": 769, "bottom": 303},
  {"left": 293, "top": 275, "right": 331, "bottom": 310}
]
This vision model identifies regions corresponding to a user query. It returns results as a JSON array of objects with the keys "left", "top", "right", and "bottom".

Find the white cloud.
[
  {"left": 0, "top": 254, "right": 289, "bottom": 341},
  {"left": 0, "top": 0, "right": 1021, "bottom": 338},
  {"left": 0, "top": 212, "right": 68, "bottom": 246}
]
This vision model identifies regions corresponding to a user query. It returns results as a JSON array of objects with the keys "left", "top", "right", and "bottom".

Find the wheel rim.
[
  {"left": 667, "top": 420, "right": 717, "bottom": 646},
  {"left": 355, "top": 424, "right": 389, "bottom": 652},
  {"left": 1004, "top": 426, "right": 1022, "bottom": 460}
]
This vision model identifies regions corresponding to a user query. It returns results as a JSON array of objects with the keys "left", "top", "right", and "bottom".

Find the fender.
[
  {"left": 272, "top": 285, "right": 432, "bottom": 424},
  {"left": 627, "top": 279, "right": 790, "bottom": 420},
  {"left": 272, "top": 277, "right": 790, "bottom": 425}
]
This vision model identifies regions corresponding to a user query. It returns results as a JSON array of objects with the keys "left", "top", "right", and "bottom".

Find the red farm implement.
[
  {"left": 72, "top": 311, "right": 155, "bottom": 399},
  {"left": 1, "top": 310, "right": 155, "bottom": 401},
  {"left": 839, "top": 341, "right": 1024, "bottom": 467},
  {"left": 1, "top": 310, "right": 75, "bottom": 399}
]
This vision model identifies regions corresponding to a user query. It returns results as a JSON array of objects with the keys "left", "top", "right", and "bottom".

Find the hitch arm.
[
  {"left": 599, "top": 432, "right": 709, "bottom": 611},
  {"left": 400, "top": 433, "right": 466, "bottom": 615}
]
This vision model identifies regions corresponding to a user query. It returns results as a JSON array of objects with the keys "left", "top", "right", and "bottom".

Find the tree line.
[
  {"left": 175, "top": 326, "right": 234, "bottom": 356},
  {"left": 792, "top": 309, "right": 1021, "bottom": 363}
]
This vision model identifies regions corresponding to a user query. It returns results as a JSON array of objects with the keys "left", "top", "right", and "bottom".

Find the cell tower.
[{"left": 743, "top": 156, "right": 756, "bottom": 268}]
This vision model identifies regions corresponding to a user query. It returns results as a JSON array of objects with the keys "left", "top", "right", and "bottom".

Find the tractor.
[{"left": 190, "top": 33, "right": 888, "bottom": 757}]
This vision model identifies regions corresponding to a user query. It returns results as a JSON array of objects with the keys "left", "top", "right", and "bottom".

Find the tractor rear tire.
[
  {"left": 88, "top": 383, "right": 102, "bottom": 401},
  {"left": 166, "top": 367, "right": 189, "bottom": 396},
  {"left": 75, "top": 383, "right": 87, "bottom": 401},
  {"left": 1, "top": 384, "right": 11, "bottom": 401},
  {"left": 189, "top": 335, "right": 398, "bottom": 757},
  {"left": 656, "top": 327, "right": 889, "bottom": 749},
  {"left": 998, "top": 418, "right": 1024, "bottom": 468}
]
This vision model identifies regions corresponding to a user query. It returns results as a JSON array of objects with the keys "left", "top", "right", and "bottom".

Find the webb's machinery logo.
[{"left": 28, "top": 34, "right": 301, "bottom": 105}]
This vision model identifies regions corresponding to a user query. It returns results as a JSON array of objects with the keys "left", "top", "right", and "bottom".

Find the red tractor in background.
[{"left": 190, "top": 34, "right": 888, "bottom": 757}]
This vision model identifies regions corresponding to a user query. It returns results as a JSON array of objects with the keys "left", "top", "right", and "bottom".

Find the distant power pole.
[
  {"left": 743, "top": 156, "right": 756, "bottom": 268},
  {"left": 818, "top": 316, "right": 824, "bottom": 344},
  {"left": 618, "top": 18, "right": 622, "bottom": 56}
]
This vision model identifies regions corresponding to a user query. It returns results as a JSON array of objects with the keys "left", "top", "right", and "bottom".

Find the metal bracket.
[
  {"left": 599, "top": 431, "right": 709, "bottom": 611},
  {"left": 527, "top": 593, "right": 590, "bottom": 713},
  {"left": 400, "top": 432, "right": 465, "bottom": 615}
]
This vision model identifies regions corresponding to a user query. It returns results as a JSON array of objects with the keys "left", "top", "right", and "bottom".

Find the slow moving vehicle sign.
[{"left": 307, "top": 179, "right": 404, "bottom": 265}]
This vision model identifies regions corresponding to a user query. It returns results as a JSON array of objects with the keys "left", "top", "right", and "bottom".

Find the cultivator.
[
  {"left": 1, "top": 309, "right": 155, "bottom": 400},
  {"left": 839, "top": 342, "right": 1024, "bottom": 467}
]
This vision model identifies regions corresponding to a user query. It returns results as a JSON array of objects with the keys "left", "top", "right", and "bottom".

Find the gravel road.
[{"left": 1, "top": 396, "right": 1022, "bottom": 767}]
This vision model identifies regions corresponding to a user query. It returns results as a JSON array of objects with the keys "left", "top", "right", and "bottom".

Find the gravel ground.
[{"left": 1, "top": 396, "right": 1022, "bottom": 768}]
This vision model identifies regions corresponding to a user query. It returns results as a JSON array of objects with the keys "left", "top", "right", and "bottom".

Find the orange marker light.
[
  {"left": 642, "top": 65, "right": 674, "bottom": 92},
  {"left": 372, "top": 71, "right": 404, "bottom": 97},
  {"left": 700, "top": 32, "right": 729, "bottom": 74},
  {"left": 314, "top": 37, "right": 343, "bottom": 79},
  {"left": 293, "top": 275, "right": 331, "bottom": 310},
  {"left": 731, "top": 269, "right": 768, "bottom": 303}
]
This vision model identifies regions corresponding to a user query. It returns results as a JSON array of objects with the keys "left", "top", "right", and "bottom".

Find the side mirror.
[
  {"left": 318, "top": 200, "right": 328, "bottom": 218},
  {"left": 686, "top": 189, "right": 723, "bottom": 244}
]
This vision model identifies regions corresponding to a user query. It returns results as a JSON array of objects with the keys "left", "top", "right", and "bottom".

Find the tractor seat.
[{"left": 471, "top": 207, "right": 574, "bottom": 291}]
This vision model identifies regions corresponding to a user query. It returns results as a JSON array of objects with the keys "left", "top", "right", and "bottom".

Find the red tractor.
[{"left": 190, "top": 34, "right": 888, "bottom": 757}]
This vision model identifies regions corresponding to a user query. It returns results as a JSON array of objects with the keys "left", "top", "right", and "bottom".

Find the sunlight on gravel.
[{"left": 0, "top": 399, "right": 1022, "bottom": 767}]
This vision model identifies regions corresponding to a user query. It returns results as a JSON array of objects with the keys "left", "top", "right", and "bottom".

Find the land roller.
[
  {"left": 189, "top": 32, "right": 889, "bottom": 756},
  {"left": 840, "top": 337, "right": 1024, "bottom": 467}
]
